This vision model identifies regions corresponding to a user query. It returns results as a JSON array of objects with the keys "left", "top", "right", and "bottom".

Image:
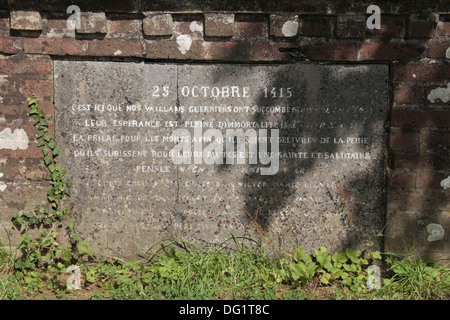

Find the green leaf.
[
  {"left": 48, "top": 141, "right": 56, "bottom": 150},
  {"left": 42, "top": 147, "right": 50, "bottom": 156},
  {"left": 372, "top": 251, "right": 382, "bottom": 260},
  {"left": 68, "top": 218, "right": 76, "bottom": 230},
  {"left": 43, "top": 155, "right": 53, "bottom": 165},
  {"left": 37, "top": 139, "right": 46, "bottom": 147},
  {"left": 52, "top": 148, "right": 59, "bottom": 156},
  {"left": 44, "top": 134, "right": 51, "bottom": 142},
  {"left": 345, "top": 248, "right": 361, "bottom": 263},
  {"left": 70, "top": 233, "right": 80, "bottom": 241},
  {"left": 29, "top": 106, "right": 39, "bottom": 115}
]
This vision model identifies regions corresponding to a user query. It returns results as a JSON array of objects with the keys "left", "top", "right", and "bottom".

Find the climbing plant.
[{"left": 11, "top": 95, "right": 78, "bottom": 277}]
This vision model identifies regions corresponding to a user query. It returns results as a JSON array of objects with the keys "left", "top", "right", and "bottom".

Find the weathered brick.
[
  {"left": 0, "top": 12, "right": 9, "bottom": 35},
  {"left": 21, "top": 80, "right": 52, "bottom": 99},
  {"left": 21, "top": 158, "right": 49, "bottom": 181},
  {"left": 234, "top": 15, "right": 268, "bottom": 40},
  {"left": 390, "top": 131, "right": 418, "bottom": 151},
  {"left": 302, "top": 42, "right": 359, "bottom": 61},
  {"left": 336, "top": 15, "right": 366, "bottom": 38},
  {"left": 420, "top": 130, "right": 450, "bottom": 152},
  {"left": 0, "top": 37, "right": 21, "bottom": 54},
  {"left": 369, "top": 16, "right": 405, "bottom": 39},
  {"left": 202, "top": 41, "right": 283, "bottom": 61},
  {"left": 393, "top": 63, "right": 450, "bottom": 83},
  {"left": 394, "top": 152, "right": 449, "bottom": 170},
  {"left": 425, "top": 40, "right": 450, "bottom": 59},
  {"left": 143, "top": 14, "right": 173, "bottom": 37},
  {"left": 359, "top": 42, "right": 423, "bottom": 61},
  {"left": 174, "top": 17, "right": 203, "bottom": 37},
  {"left": 85, "top": 39, "right": 143, "bottom": 57},
  {"left": 146, "top": 39, "right": 207, "bottom": 60},
  {"left": 391, "top": 109, "right": 450, "bottom": 128},
  {"left": 436, "top": 18, "right": 450, "bottom": 37},
  {"left": 0, "top": 158, "right": 19, "bottom": 181},
  {"left": 393, "top": 85, "right": 423, "bottom": 105},
  {"left": 388, "top": 172, "right": 417, "bottom": 189},
  {"left": 41, "top": 13, "right": 76, "bottom": 38},
  {"left": 0, "top": 56, "right": 51, "bottom": 75},
  {"left": 408, "top": 20, "right": 436, "bottom": 38},
  {"left": 204, "top": 13, "right": 234, "bottom": 38},
  {"left": 270, "top": 14, "right": 299, "bottom": 38},
  {"left": 419, "top": 172, "right": 450, "bottom": 189},
  {"left": 299, "top": 15, "right": 333, "bottom": 37},
  {"left": 10, "top": 11, "right": 42, "bottom": 31},
  {"left": 23, "top": 38, "right": 83, "bottom": 56},
  {"left": 107, "top": 17, "right": 142, "bottom": 39},
  {"left": 77, "top": 12, "right": 107, "bottom": 34}
]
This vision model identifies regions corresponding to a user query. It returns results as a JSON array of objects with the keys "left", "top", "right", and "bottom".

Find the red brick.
[
  {"left": 394, "top": 152, "right": 449, "bottom": 170},
  {"left": 0, "top": 56, "right": 51, "bottom": 75},
  {"left": 107, "top": 18, "right": 142, "bottom": 39},
  {"left": 369, "top": 16, "right": 405, "bottom": 38},
  {"left": 23, "top": 38, "right": 83, "bottom": 56},
  {"left": 302, "top": 42, "right": 358, "bottom": 61},
  {"left": 1, "top": 143, "right": 42, "bottom": 160},
  {"left": 393, "top": 85, "right": 423, "bottom": 104},
  {"left": 300, "top": 15, "right": 333, "bottom": 37},
  {"left": 425, "top": 40, "right": 450, "bottom": 59},
  {"left": 205, "top": 13, "right": 234, "bottom": 38},
  {"left": 235, "top": 16, "right": 268, "bottom": 40},
  {"left": 21, "top": 158, "right": 49, "bottom": 181},
  {"left": 203, "top": 41, "right": 276, "bottom": 61},
  {"left": 408, "top": 20, "right": 436, "bottom": 38},
  {"left": 437, "top": 21, "right": 450, "bottom": 37},
  {"left": 0, "top": 37, "right": 20, "bottom": 54},
  {"left": 270, "top": 14, "right": 299, "bottom": 38},
  {"left": 146, "top": 39, "right": 208, "bottom": 60},
  {"left": 0, "top": 13, "right": 9, "bottom": 35},
  {"left": 420, "top": 130, "right": 450, "bottom": 152},
  {"left": 0, "top": 158, "right": 19, "bottom": 181},
  {"left": 388, "top": 172, "right": 417, "bottom": 189},
  {"left": 359, "top": 42, "right": 423, "bottom": 61},
  {"left": 143, "top": 13, "right": 173, "bottom": 36},
  {"left": 336, "top": 15, "right": 366, "bottom": 38},
  {"left": 86, "top": 39, "right": 143, "bottom": 57},
  {"left": 393, "top": 63, "right": 450, "bottom": 83},
  {"left": 390, "top": 131, "right": 418, "bottom": 151},
  {"left": 419, "top": 172, "right": 449, "bottom": 189},
  {"left": 391, "top": 109, "right": 450, "bottom": 128},
  {"left": 21, "top": 80, "right": 52, "bottom": 99},
  {"left": 387, "top": 190, "right": 449, "bottom": 213}
]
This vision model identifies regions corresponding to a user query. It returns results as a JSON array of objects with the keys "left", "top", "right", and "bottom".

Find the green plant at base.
[
  {"left": 10, "top": 95, "right": 77, "bottom": 281},
  {"left": 381, "top": 248, "right": 450, "bottom": 300}
]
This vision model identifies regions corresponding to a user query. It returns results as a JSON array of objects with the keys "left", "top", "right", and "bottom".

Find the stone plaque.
[{"left": 54, "top": 61, "right": 388, "bottom": 258}]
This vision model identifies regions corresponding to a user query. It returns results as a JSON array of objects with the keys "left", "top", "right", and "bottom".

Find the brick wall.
[{"left": 0, "top": 0, "right": 449, "bottom": 263}]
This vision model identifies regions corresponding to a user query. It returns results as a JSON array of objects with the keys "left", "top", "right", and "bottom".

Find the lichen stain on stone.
[
  {"left": 427, "top": 82, "right": 450, "bottom": 103},
  {"left": 176, "top": 34, "right": 192, "bottom": 54},
  {"left": 0, "top": 128, "right": 29, "bottom": 150},
  {"left": 427, "top": 223, "right": 445, "bottom": 242},
  {"left": 281, "top": 20, "right": 299, "bottom": 37},
  {"left": 440, "top": 176, "right": 450, "bottom": 189},
  {"left": 189, "top": 21, "right": 203, "bottom": 33}
]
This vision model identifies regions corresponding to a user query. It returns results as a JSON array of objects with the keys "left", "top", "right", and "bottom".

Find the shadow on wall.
[{"left": 205, "top": 30, "right": 450, "bottom": 257}]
